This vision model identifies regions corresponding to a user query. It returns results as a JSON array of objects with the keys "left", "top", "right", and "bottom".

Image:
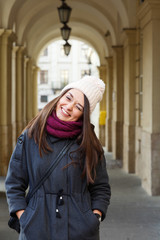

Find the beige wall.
[{"left": 136, "top": 0, "right": 160, "bottom": 195}]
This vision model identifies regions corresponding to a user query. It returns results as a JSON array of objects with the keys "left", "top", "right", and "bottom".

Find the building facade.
[{"left": 37, "top": 40, "right": 99, "bottom": 110}]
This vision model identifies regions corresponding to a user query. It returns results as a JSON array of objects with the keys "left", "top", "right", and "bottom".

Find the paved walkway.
[
  {"left": 0, "top": 155, "right": 160, "bottom": 240},
  {"left": 100, "top": 168, "right": 160, "bottom": 240}
]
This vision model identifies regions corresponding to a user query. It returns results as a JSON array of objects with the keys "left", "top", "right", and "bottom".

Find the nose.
[{"left": 66, "top": 102, "right": 74, "bottom": 110}]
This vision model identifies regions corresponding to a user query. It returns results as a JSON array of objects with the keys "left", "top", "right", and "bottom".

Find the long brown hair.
[{"left": 24, "top": 90, "right": 104, "bottom": 184}]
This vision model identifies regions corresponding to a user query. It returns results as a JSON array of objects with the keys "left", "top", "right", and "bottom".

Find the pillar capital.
[
  {"left": 123, "top": 28, "right": 136, "bottom": 34},
  {"left": 16, "top": 45, "right": 25, "bottom": 54},
  {"left": 33, "top": 65, "right": 40, "bottom": 72},
  {"left": 1, "top": 29, "right": 16, "bottom": 42},
  {"left": 24, "top": 56, "right": 30, "bottom": 65},
  {"left": 9, "top": 31, "right": 17, "bottom": 43},
  {"left": 12, "top": 45, "right": 19, "bottom": 53},
  {"left": 98, "top": 64, "right": 107, "bottom": 71},
  {"left": 27, "top": 57, "right": 33, "bottom": 66},
  {"left": 2, "top": 29, "right": 12, "bottom": 37},
  {"left": 123, "top": 28, "right": 137, "bottom": 45},
  {"left": 112, "top": 45, "right": 123, "bottom": 52},
  {"left": 137, "top": 0, "right": 160, "bottom": 28},
  {"left": 97, "top": 64, "right": 107, "bottom": 81},
  {"left": 98, "top": 65, "right": 107, "bottom": 82}
]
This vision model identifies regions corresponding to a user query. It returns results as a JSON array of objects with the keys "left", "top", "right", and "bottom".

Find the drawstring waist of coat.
[
  {"left": 45, "top": 189, "right": 70, "bottom": 218},
  {"left": 56, "top": 189, "right": 64, "bottom": 218}
]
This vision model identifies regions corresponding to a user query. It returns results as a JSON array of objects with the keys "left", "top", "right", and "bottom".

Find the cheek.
[
  {"left": 56, "top": 101, "right": 61, "bottom": 113},
  {"left": 56, "top": 99, "right": 63, "bottom": 108},
  {"left": 75, "top": 110, "right": 83, "bottom": 119}
]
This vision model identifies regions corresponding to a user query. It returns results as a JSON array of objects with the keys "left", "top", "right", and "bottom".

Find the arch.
[
  {"left": 7, "top": 0, "right": 24, "bottom": 29},
  {"left": 7, "top": 0, "right": 130, "bottom": 66},
  {"left": 32, "top": 22, "right": 109, "bottom": 66},
  {"left": 111, "top": 0, "right": 129, "bottom": 27},
  {"left": 8, "top": 0, "right": 118, "bottom": 45},
  {"left": 18, "top": 1, "right": 116, "bottom": 45},
  {"left": 0, "top": 0, "right": 16, "bottom": 28}
]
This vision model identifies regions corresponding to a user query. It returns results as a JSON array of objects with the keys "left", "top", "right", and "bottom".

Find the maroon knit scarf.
[{"left": 46, "top": 111, "right": 83, "bottom": 138}]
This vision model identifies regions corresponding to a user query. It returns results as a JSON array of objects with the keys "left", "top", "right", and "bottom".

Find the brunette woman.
[{"left": 5, "top": 75, "right": 111, "bottom": 240}]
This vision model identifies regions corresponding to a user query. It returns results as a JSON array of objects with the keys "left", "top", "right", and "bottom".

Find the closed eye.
[
  {"left": 66, "top": 95, "right": 71, "bottom": 101},
  {"left": 76, "top": 104, "right": 83, "bottom": 112}
]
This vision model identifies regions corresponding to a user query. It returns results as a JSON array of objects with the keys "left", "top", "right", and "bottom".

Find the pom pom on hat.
[{"left": 61, "top": 75, "right": 105, "bottom": 113}]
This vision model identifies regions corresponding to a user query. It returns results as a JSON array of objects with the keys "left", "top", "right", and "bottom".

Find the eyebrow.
[{"left": 68, "top": 92, "right": 84, "bottom": 109}]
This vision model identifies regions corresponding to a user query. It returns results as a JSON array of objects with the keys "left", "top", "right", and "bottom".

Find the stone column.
[
  {"left": 12, "top": 45, "right": 19, "bottom": 147},
  {"left": 0, "top": 30, "right": 16, "bottom": 175},
  {"left": 98, "top": 65, "right": 107, "bottom": 146},
  {"left": 123, "top": 29, "right": 136, "bottom": 173},
  {"left": 112, "top": 46, "right": 124, "bottom": 160},
  {"left": 16, "top": 46, "right": 25, "bottom": 137},
  {"left": 138, "top": 0, "right": 160, "bottom": 195},
  {"left": 26, "top": 58, "right": 34, "bottom": 123},
  {"left": 105, "top": 57, "right": 113, "bottom": 152},
  {"left": 32, "top": 66, "right": 39, "bottom": 117},
  {"left": 23, "top": 56, "right": 28, "bottom": 127}
]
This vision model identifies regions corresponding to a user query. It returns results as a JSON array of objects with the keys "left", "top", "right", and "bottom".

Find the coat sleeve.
[
  {"left": 5, "top": 132, "right": 29, "bottom": 217},
  {"left": 88, "top": 156, "right": 111, "bottom": 221}
]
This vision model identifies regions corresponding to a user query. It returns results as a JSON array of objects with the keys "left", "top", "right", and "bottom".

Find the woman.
[{"left": 5, "top": 75, "right": 111, "bottom": 240}]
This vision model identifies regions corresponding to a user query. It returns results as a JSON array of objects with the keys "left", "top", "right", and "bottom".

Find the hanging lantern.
[
  {"left": 63, "top": 41, "right": 71, "bottom": 56},
  {"left": 61, "top": 24, "right": 71, "bottom": 41},
  {"left": 57, "top": 0, "right": 72, "bottom": 24}
]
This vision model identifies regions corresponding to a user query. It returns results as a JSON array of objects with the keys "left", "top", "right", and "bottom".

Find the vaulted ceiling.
[{"left": 0, "top": 0, "right": 136, "bottom": 64}]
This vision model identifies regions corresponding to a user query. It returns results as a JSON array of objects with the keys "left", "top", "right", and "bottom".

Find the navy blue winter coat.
[{"left": 5, "top": 130, "right": 111, "bottom": 240}]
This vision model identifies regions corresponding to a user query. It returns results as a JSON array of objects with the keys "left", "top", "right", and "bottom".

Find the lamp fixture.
[
  {"left": 57, "top": 0, "right": 72, "bottom": 24},
  {"left": 63, "top": 41, "right": 71, "bottom": 56},
  {"left": 58, "top": 0, "right": 72, "bottom": 56},
  {"left": 61, "top": 23, "right": 71, "bottom": 41}
]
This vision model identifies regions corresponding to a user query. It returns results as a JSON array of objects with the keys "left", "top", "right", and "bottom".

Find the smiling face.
[{"left": 56, "top": 89, "right": 84, "bottom": 122}]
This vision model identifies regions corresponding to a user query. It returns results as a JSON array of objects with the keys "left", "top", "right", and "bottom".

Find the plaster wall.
[{"left": 138, "top": 0, "right": 160, "bottom": 195}]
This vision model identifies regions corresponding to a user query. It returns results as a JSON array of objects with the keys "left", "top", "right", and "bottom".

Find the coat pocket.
[
  {"left": 19, "top": 205, "right": 34, "bottom": 231},
  {"left": 19, "top": 195, "right": 37, "bottom": 232},
  {"left": 70, "top": 195, "right": 100, "bottom": 239}
]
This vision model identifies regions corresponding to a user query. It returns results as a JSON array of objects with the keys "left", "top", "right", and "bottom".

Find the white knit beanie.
[{"left": 61, "top": 75, "right": 105, "bottom": 113}]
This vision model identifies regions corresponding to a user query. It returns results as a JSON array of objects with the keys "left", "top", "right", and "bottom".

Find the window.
[
  {"left": 81, "top": 70, "right": 90, "bottom": 78},
  {"left": 40, "top": 70, "right": 48, "bottom": 84},
  {"left": 43, "top": 48, "right": 48, "bottom": 56},
  {"left": 81, "top": 44, "right": 88, "bottom": 60},
  {"left": 41, "top": 95, "right": 48, "bottom": 102},
  {"left": 60, "top": 45, "right": 65, "bottom": 57},
  {"left": 60, "top": 70, "right": 69, "bottom": 87}
]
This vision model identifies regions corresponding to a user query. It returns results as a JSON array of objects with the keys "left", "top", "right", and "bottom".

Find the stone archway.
[{"left": 2, "top": 0, "right": 160, "bottom": 196}]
